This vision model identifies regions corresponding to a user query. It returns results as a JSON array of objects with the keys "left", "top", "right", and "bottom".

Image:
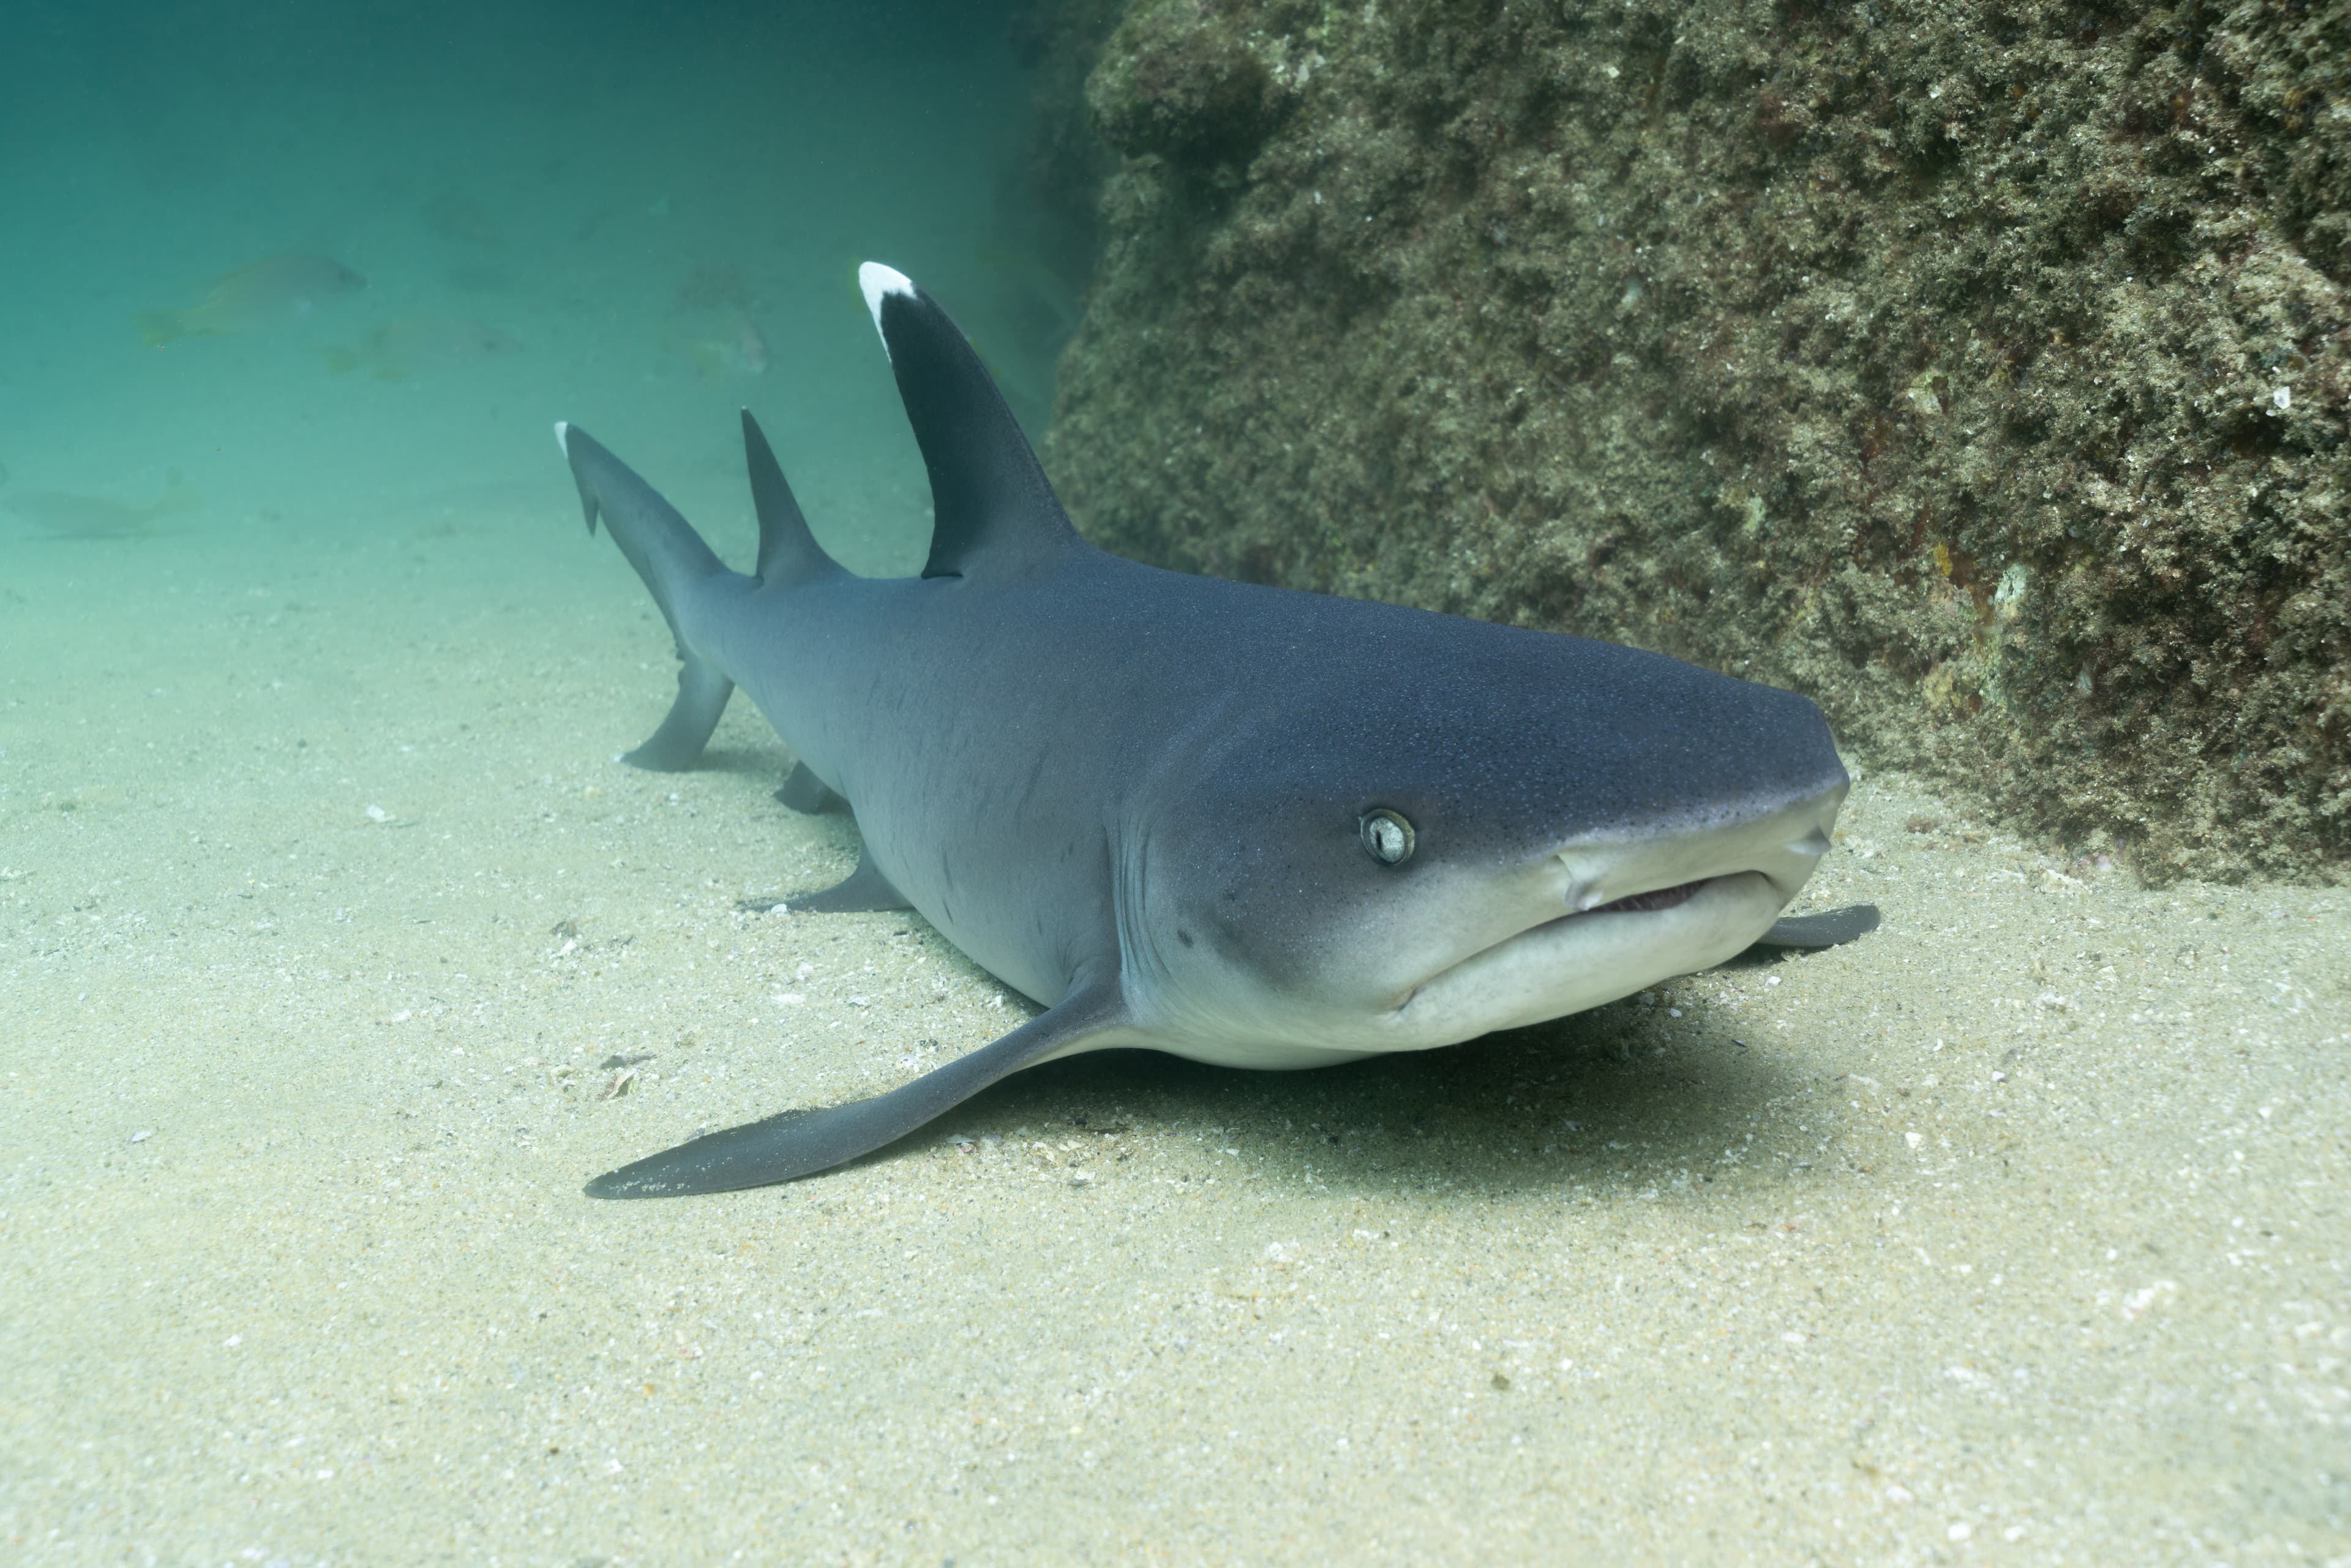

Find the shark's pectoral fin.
[
  {"left": 1749, "top": 902, "right": 1881, "bottom": 950},
  {"left": 774, "top": 761, "right": 846, "bottom": 814},
  {"left": 584, "top": 973, "right": 1128, "bottom": 1197},
  {"left": 784, "top": 848, "right": 911, "bottom": 913},
  {"left": 622, "top": 658, "right": 733, "bottom": 771}
]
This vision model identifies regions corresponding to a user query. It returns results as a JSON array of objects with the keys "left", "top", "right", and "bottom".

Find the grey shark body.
[{"left": 560, "top": 264, "right": 1865, "bottom": 1198}]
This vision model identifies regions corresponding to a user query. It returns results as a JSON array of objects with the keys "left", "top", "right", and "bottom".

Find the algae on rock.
[{"left": 1038, "top": 0, "right": 2350, "bottom": 882}]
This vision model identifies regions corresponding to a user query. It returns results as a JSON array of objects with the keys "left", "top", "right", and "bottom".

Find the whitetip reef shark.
[{"left": 555, "top": 263, "right": 1876, "bottom": 1198}]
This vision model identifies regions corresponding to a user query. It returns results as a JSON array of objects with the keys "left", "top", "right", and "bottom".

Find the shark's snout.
[
  {"left": 1554, "top": 772, "right": 1847, "bottom": 915},
  {"left": 1373, "top": 772, "right": 1850, "bottom": 1046}
]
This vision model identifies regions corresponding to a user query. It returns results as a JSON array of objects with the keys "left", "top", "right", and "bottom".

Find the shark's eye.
[{"left": 1359, "top": 809, "right": 1415, "bottom": 866}]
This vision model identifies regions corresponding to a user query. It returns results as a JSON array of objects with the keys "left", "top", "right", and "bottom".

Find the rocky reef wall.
[{"left": 1037, "top": 0, "right": 2349, "bottom": 882}]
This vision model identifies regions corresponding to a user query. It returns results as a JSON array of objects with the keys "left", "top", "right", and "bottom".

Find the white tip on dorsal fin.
[
  {"left": 858, "top": 263, "right": 916, "bottom": 358},
  {"left": 553, "top": 420, "right": 571, "bottom": 457}
]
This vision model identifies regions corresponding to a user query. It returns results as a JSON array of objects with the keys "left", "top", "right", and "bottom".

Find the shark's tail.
[{"left": 554, "top": 421, "right": 735, "bottom": 770}]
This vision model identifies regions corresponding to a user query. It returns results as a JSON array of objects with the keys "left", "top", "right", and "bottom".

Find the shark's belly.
[
  {"left": 1128, "top": 1038, "right": 1385, "bottom": 1071},
  {"left": 846, "top": 765, "right": 1112, "bottom": 1013}
]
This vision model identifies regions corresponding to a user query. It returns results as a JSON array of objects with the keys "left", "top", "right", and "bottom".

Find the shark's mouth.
[
  {"left": 1380, "top": 870, "right": 1782, "bottom": 1045},
  {"left": 1422, "top": 874, "right": 1730, "bottom": 1000},
  {"left": 1584, "top": 877, "right": 1714, "bottom": 916}
]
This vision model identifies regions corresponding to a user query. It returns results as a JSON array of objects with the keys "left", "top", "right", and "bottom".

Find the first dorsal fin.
[
  {"left": 859, "top": 262, "right": 1085, "bottom": 580},
  {"left": 741, "top": 408, "right": 844, "bottom": 588}
]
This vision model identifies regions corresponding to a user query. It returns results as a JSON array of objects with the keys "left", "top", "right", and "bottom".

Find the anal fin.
[
  {"left": 785, "top": 848, "right": 911, "bottom": 913},
  {"left": 774, "top": 761, "right": 845, "bottom": 814}
]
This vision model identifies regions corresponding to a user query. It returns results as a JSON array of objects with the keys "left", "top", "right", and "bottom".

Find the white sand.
[{"left": 3, "top": 504, "right": 2345, "bottom": 1564}]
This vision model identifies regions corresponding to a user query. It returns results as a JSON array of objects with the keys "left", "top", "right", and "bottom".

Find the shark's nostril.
[{"left": 1789, "top": 827, "right": 1832, "bottom": 855}]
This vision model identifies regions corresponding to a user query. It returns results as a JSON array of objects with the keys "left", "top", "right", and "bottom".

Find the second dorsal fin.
[
  {"left": 858, "top": 262, "right": 1085, "bottom": 580},
  {"left": 741, "top": 409, "right": 844, "bottom": 589}
]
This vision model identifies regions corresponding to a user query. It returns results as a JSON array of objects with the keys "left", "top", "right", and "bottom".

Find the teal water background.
[{"left": 2, "top": 0, "right": 1053, "bottom": 575}]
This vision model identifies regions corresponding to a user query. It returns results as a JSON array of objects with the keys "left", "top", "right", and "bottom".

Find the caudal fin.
[{"left": 554, "top": 421, "right": 736, "bottom": 770}]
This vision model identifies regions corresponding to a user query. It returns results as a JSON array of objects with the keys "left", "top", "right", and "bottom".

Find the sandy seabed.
[{"left": 1, "top": 506, "right": 2345, "bottom": 1566}]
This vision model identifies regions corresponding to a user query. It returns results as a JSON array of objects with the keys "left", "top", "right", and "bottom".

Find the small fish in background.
[
  {"left": 419, "top": 189, "right": 501, "bottom": 247},
  {"left": 320, "top": 315, "right": 522, "bottom": 379},
  {"left": 729, "top": 308, "right": 770, "bottom": 375},
  {"left": 661, "top": 266, "right": 767, "bottom": 376},
  {"left": 137, "top": 253, "right": 367, "bottom": 347},
  {"left": 672, "top": 263, "right": 752, "bottom": 313},
  {"left": 658, "top": 306, "right": 768, "bottom": 380},
  {"left": 5, "top": 471, "right": 203, "bottom": 540}
]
